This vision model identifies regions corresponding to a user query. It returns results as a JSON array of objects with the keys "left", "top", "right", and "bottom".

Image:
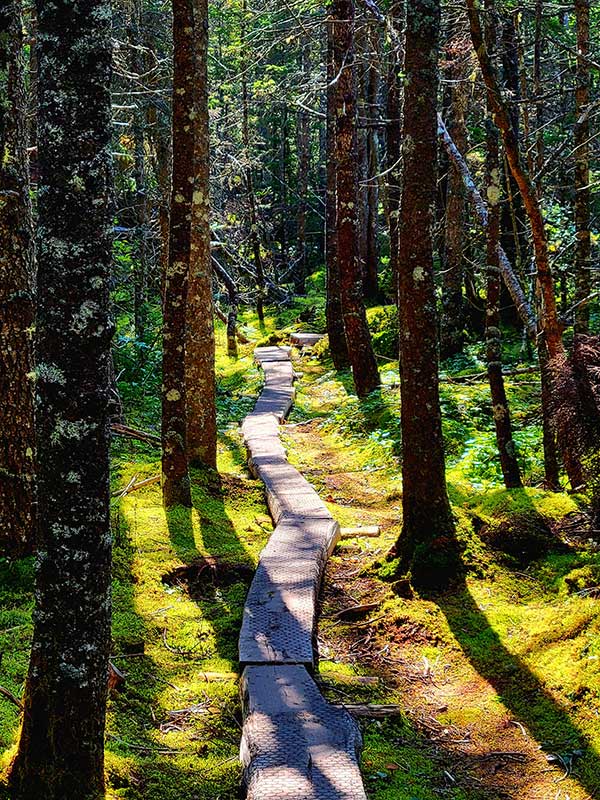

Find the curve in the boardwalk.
[{"left": 238, "top": 344, "right": 367, "bottom": 800}]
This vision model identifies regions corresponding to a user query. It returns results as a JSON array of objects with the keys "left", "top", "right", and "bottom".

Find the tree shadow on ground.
[
  {"left": 106, "top": 494, "right": 243, "bottom": 800},
  {"left": 164, "top": 467, "right": 266, "bottom": 667},
  {"left": 432, "top": 575, "right": 600, "bottom": 797}
]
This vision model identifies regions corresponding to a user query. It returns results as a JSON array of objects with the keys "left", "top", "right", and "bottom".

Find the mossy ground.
[{"left": 1, "top": 308, "right": 600, "bottom": 799}]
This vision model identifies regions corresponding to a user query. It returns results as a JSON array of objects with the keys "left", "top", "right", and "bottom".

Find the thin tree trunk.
[
  {"left": 440, "top": 20, "right": 468, "bottom": 360},
  {"left": 162, "top": 0, "right": 193, "bottom": 508},
  {"left": 482, "top": 13, "right": 522, "bottom": 488},
  {"left": 0, "top": 0, "right": 36, "bottom": 558},
  {"left": 573, "top": 0, "right": 591, "bottom": 334},
  {"left": 128, "top": 0, "right": 147, "bottom": 343},
  {"left": 332, "top": 0, "right": 380, "bottom": 397},
  {"left": 395, "top": 0, "right": 457, "bottom": 587},
  {"left": 241, "top": 0, "right": 265, "bottom": 322},
  {"left": 363, "top": 21, "right": 381, "bottom": 299},
  {"left": 465, "top": 0, "right": 564, "bottom": 360},
  {"left": 295, "top": 32, "right": 311, "bottom": 294},
  {"left": 386, "top": 2, "right": 403, "bottom": 297},
  {"left": 9, "top": 0, "right": 114, "bottom": 791},
  {"left": 186, "top": 0, "right": 217, "bottom": 470},
  {"left": 326, "top": 11, "right": 350, "bottom": 370}
]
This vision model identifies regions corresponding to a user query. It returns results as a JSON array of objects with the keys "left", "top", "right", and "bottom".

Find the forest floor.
[{"left": 2, "top": 299, "right": 600, "bottom": 800}]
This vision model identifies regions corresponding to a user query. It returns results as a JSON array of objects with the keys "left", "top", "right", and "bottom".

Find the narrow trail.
[{"left": 238, "top": 343, "right": 367, "bottom": 800}]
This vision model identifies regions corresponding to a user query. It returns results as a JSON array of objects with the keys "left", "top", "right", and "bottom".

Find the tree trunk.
[
  {"left": 9, "top": 0, "right": 114, "bottom": 791},
  {"left": 485, "top": 118, "right": 522, "bottom": 489},
  {"left": 573, "top": 0, "right": 591, "bottom": 334},
  {"left": 241, "top": 0, "right": 265, "bottom": 322},
  {"left": 395, "top": 0, "right": 457, "bottom": 588},
  {"left": 363, "top": 21, "right": 381, "bottom": 299},
  {"left": 162, "top": 0, "right": 193, "bottom": 508},
  {"left": 128, "top": 0, "right": 148, "bottom": 344},
  {"left": 0, "top": 0, "right": 36, "bottom": 559},
  {"left": 295, "top": 32, "right": 311, "bottom": 294},
  {"left": 385, "top": 2, "right": 403, "bottom": 297},
  {"left": 440, "top": 20, "right": 468, "bottom": 360},
  {"left": 326, "top": 11, "right": 350, "bottom": 370},
  {"left": 332, "top": 0, "right": 379, "bottom": 398},
  {"left": 465, "top": 0, "right": 564, "bottom": 360},
  {"left": 186, "top": 0, "right": 217, "bottom": 470}
]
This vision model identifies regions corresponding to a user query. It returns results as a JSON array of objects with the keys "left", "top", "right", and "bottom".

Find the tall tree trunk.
[
  {"left": 363, "top": 21, "right": 381, "bottom": 299},
  {"left": 395, "top": 0, "right": 457, "bottom": 587},
  {"left": 0, "top": 0, "right": 36, "bottom": 558},
  {"left": 186, "top": 0, "right": 217, "bottom": 470},
  {"left": 9, "top": 0, "right": 114, "bottom": 791},
  {"left": 241, "top": 0, "right": 265, "bottom": 322},
  {"left": 483, "top": 0, "right": 521, "bottom": 489},
  {"left": 385, "top": 2, "right": 403, "bottom": 297},
  {"left": 162, "top": 0, "right": 193, "bottom": 508},
  {"left": 128, "top": 0, "right": 148, "bottom": 343},
  {"left": 573, "top": 0, "right": 591, "bottom": 334},
  {"left": 326, "top": 11, "right": 350, "bottom": 370},
  {"left": 295, "top": 32, "right": 311, "bottom": 294},
  {"left": 499, "top": 16, "right": 528, "bottom": 289},
  {"left": 484, "top": 95, "right": 522, "bottom": 487},
  {"left": 332, "top": 0, "right": 379, "bottom": 398},
  {"left": 440, "top": 21, "right": 468, "bottom": 360},
  {"left": 465, "top": 0, "right": 564, "bottom": 360}
]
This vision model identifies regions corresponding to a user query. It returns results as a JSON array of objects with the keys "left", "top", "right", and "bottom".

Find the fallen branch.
[
  {"left": 333, "top": 602, "right": 380, "bottom": 621},
  {"left": 112, "top": 475, "right": 160, "bottom": 498},
  {"left": 111, "top": 423, "right": 160, "bottom": 446},
  {"left": 438, "top": 115, "right": 538, "bottom": 340},
  {"left": 442, "top": 366, "right": 539, "bottom": 384},
  {"left": 0, "top": 685, "right": 23, "bottom": 710},
  {"left": 340, "top": 526, "right": 381, "bottom": 539},
  {"left": 337, "top": 703, "right": 403, "bottom": 718}
]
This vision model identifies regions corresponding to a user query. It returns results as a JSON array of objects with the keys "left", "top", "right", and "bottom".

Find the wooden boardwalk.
[{"left": 239, "top": 344, "right": 367, "bottom": 800}]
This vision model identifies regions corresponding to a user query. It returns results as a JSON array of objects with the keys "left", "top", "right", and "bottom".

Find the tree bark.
[
  {"left": 295, "top": 31, "right": 311, "bottom": 294},
  {"left": 573, "top": 0, "right": 591, "bottom": 334},
  {"left": 0, "top": 0, "right": 36, "bottom": 558},
  {"left": 440, "top": 21, "right": 468, "bottom": 360},
  {"left": 395, "top": 0, "right": 457, "bottom": 587},
  {"left": 326, "top": 10, "right": 350, "bottom": 370},
  {"left": 363, "top": 21, "right": 381, "bottom": 299},
  {"left": 186, "top": 0, "right": 217, "bottom": 470},
  {"left": 465, "top": 0, "right": 564, "bottom": 360},
  {"left": 485, "top": 119, "right": 522, "bottom": 488},
  {"left": 9, "top": 0, "right": 114, "bottom": 792},
  {"left": 162, "top": 0, "right": 193, "bottom": 508},
  {"left": 241, "top": 0, "right": 265, "bottom": 322},
  {"left": 332, "top": 0, "right": 380, "bottom": 398},
  {"left": 385, "top": 2, "right": 403, "bottom": 297}
]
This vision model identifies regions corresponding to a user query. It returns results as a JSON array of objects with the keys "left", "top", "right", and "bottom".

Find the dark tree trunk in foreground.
[
  {"left": 186, "top": 0, "right": 217, "bottom": 470},
  {"left": 162, "top": 0, "right": 193, "bottom": 508},
  {"left": 485, "top": 121, "right": 522, "bottom": 489},
  {"left": 9, "top": 0, "right": 114, "bottom": 793},
  {"left": 573, "top": 0, "right": 591, "bottom": 334},
  {"left": 0, "top": 0, "right": 36, "bottom": 558},
  {"left": 326, "top": 14, "right": 350, "bottom": 370},
  {"left": 395, "top": 0, "right": 457, "bottom": 587},
  {"left": 332, "top": 0, "right": 379, "bottom": 398}
]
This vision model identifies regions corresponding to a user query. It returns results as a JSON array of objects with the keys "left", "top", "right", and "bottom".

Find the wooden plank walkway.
[{"left": 238, "top": 344, "right": 367, "bottom": 800}]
